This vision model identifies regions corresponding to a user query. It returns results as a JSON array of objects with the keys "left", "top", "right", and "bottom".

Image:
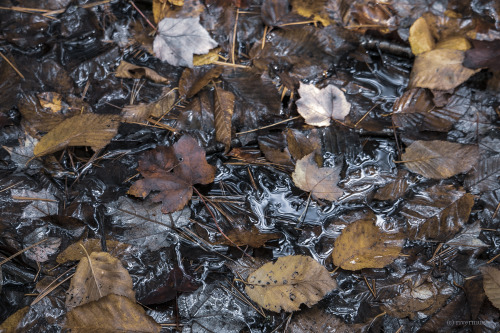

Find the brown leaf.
[
  {"left": 292, "top": 152, "right": 343, "bottom": 201},
  {"left": 37, "top": 92, "right": 63, "bottom": 113},
  {"left": 402, "top": 140, "right": 479, "bottom": 179},
  {"left": 259, "top": 133, "right": 294, "bottom": 166},
  {"left": 66, "top": 252, "right": 135, "bottom": 310},
  {"left": 128, "top": 135, "right": 216, "bottom": 213},
  {"left": 332, "top": 218, "right": 403, "bottom": 270},
  {"left": 33, "top": 114, "right": 121, "bottom": 157},
  {"left": 285, "top": 128, "right": 321, "bottom": 161},
  {"left": 401, "top": 184, "right": 474, "bottom": 241},
  {"left": 374, "top": 170, "right": 413, "bottom": 201},
  {"left": 122, "top": 89, "right": 178, "bottom": 122},
  {"left": 409, "top": 17, "right": 435, "bottom": 55},
  {"left": 57, "top": 239, "right": 131, "bottom": 264},
  {"left": 288, "top": 307, "right": 366, "bottom": 332},
  {"left": 213, "top": 86, "right": 234, "bottom": 153},
  {"left": 217, "top": 225, "right": 280, "bottom": 248},
  {"left": 225, "top": 256, "right": 268, "bottom": 280},
  {"left": 179, "top": 66, "right": 223, "bottom": 99},
  {"left": 463, "top": 39, "right": 500, "bottom": 71},
  {"left": 409, "top": 49, "right": 480, "bottom": 90},
  {"left": 115, "top": 61, "right": 168, "bottom": 83},
  {"left": 64, "top": 294, "right": 161, "bottom": 333},
  {"left": 0, "top": 306, "right": 29, "bottom": 333},
  {"left": 481, "top": 266, "right": 500, "bottom": 310},
  {"left": 245, "top": 255, "right": 337, "bottom": 312},
  {"left": 296, "top": 83, "right": 351, "bottom": 127}
]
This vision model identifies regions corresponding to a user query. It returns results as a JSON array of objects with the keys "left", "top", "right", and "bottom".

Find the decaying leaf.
[
  {"left": 11, "top": 189, "right": 58, "bottom": 219},
  {"left": 115, "top": 61, "right": 168, "bottom": 83},
  {"left": 64, "top": 294, "right": 161, "bottom": 333},
  {"left": 245, "top": 255, "right": 337, "bottom": 312},
  {"left": 332, "top": 218, "right": 403, "bottom": 270},
  {"left": 465, "top": 156, "right": 500, "bottom": 193},
  {"left": 216, "top": 225, "right": 280, "bottom": 248},
  {"left": 401, "top": 184, "right": 474, "bottom": 241},
  {"left": 290, "top": 0, "right": 333, "bottom": 26},
  {"left": 128, "top": 135, "right": 216, "bottom": 213},
  {"left": 409, "top": 49, "right": 480, "bottom": 90},
  {"left": 292, "top": 153, "right": 343, "bottom": 201},
  {"left": 0, "top": 306, "right": 29, "bottom": 332},
  {"left": 193, "top": 47, "right": 221, "bottom": 66},
  {"left": 213, "top": 86, "right": 234, "bottom": 153},
  {"left": 296, "top": 83, "right": 351, "bottom": 127},
  {"left": 225, "top": 256, "right": 268, "bottom": 280},
  {"left": 373, "top": 170, "right": 413, "bottom": 201},
  {"left": 285, "top": 128, "right": 321, "bottom": 161},
  {"left": 288, "top": 307, "right": 367, "bottom": 332},
  {"left": 153, "top": 17, "right": 218, "bottom": 67},
  {"left": 402, "top": 140, "right": 479, "bottom": 179},
  {"left": 179, "top": 66, "right": 223, "bottom": 99},
  {"left": 445, "top": 221, "right": 488, "bottom": 250},
  {"left": 258, "top": 133, "right": 294, "bottom": 166},
  {"left": 57, "top": 239, "right": 131, "bottom": 264},
  {"left": 409, "top": 17, "right": 435, "bottom": 55},
  {"left": 122, "top": 89, "right": 178, "bottom": 122},
  {"left": 66, "top": 251, "right": 135, "bottom": 310},
  {"left": 481, "top": 266, "right": 500, "bottom": 310},
  {"left": 37, "top": 92, "right": 63, "bottom": 113},
  {"left": 33, "top": 114, "right": 121, "bottom": 157}
]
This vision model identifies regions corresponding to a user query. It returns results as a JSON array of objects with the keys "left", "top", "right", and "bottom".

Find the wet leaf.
[
  {"left": 258, "top": 133, "right": 294, "bottom": 166},
  {"left": 290, "top": 0, "right": 333, "bottom": 26},
  {"left": 374, "top": 170, "right": 413, "bottom": 201},
  {"left": 465, "top": 155, "right": 500, "bottom": 193},
  {"left": 482, "top": 266, "right": 500, "bottom": 310},
  {"left": 296, "top": 83, "right": 351, "bottom": 127},
  {"left": 435, "top": 36, "right": 471, "bottom": 51},
  {"left": 179, "top": 66, "right": 223, "bottom": 99},
  {"left": 402, "top": 140, "right": 479, "bottom": 179},
  {"left": 24, "top": 235, "right": 61, "bottom": 263},
  {"left": 193, "top": 47, "right": 221, "bottom": 66},
  {"left": 153, "top": 17, "right": 218, "bottom": 68},
  {"left": 401, "top": 184, "right": 474, "bottom": 241},
  {"left": 122, "top": 89, "right": 178, "bottom": 122},
  {"left": 463, "top": 39, "right": 500, "bottom": 71},
  {"left": 11, "top": 189, "right": 58, "bottom": 219},
  {"left": 288, "top": 307, "right": 366, "bottom": 332},
  {"left": 37, "top": 92, "right": 63, "bottom": 113},
  {"left": 115, "top": 61, "right": 168, "bottom": 83},
  {"left": 217, "top": 225, "right": 280, "bottom": 248},
  {"left": 57, "top": 239, "right": 131, "bottom": 264},
  {"left": 285, "top": 128, "right": 321, "bottom": 161},
  {"left": 409, "top": 49, "right": 480, "bottom": 90},
  {"left": 64, "top": 294, "right": 161, "bottom": 332},
  {"left": 445, "top": 221, "right": 488, "bottom": 250},
  {"left": 213, "top": 86, "right": 234, "bottom": 153},
  {"left": 0, "top": 306, "right": 29, "bottom": 332},
  {"left": 128, "top": 135, "right": 216, "bottom": 213},
  {"left": 66, "top": 251, "right": 135, "bottom": 310},
  {"left": 292, "top": 152, "right": 343, "bottom": 201},
  {"left": 409, "top": 17, "right": 435, "bottom": 55},
  {"left": 225, "top": 257, "right": 268, "bottom": 280},
  {"left": 33, "top": 114, "right": 121, "bottom": 157},
  {"left": 245, "top": 255, "right": 337, "bottom": 312},
  {"left": 332, "top": 218, "right": 403, "bottom": 270}
]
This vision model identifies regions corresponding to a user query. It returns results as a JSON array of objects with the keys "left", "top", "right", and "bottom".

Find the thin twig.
[
  {"left": 0, "top": 239, "right": 48, "bottom": 266},
  {"left": 0, "top": 52, "right": 25, "bottom": 79},
  {"left": 236, "top": 116, "right": 301, "bottom": 135},
  {"left": 31, "top": 266, "right": 76, "bottom": 305},
  {"left": 231, "top": 9, "right": 240, "bottom": 64},
  {"left": 129, "top": 0, "right": 156, "bottom": 31},
  {"left": 212, "top": 60, "right": 250, "bottom": 68}
]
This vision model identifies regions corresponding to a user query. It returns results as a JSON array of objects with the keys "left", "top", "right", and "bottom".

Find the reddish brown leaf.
[
  {"left": 463, "top": 39, "right": 500, "bottom": 71},
  {"left": 217, "top": 225, "right": 280, "bottom": 248},
  {"left": 128, "top": 135, "right": 216, "bottom": 213}
]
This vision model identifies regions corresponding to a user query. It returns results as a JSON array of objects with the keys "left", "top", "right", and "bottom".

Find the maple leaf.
[
  {"left": 128, "top": 135, "right": 216, "bottom": 213},
  {"left": 296, "top": 83, "right": 351, "bottom": 127},
  {"left": 153, "top": 17, "right": 218, "bottom": 68}
]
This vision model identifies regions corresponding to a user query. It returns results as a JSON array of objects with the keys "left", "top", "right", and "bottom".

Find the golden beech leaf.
[
  {"left": 64, "top": 294, "right": 161, "bottom": 333},
  {"left": 332, "top": 218, "right": 403, "bottom": 270},
  {"left": 57, "top": 239, "right": 131, "bottom": 264},
  {"left": 292, "top": 153, "right": 343, "bottom": 201},
  {"left": 213, "top": 87, "right": 234, "bottom": 153},
  {"left": 37, "top": 92, "right": 63, "bottom": 113},
  {"left": 115, "top": 61, "right": 168, "bottom": 83},
  {"left": 290, "top": 0, "right": 333, "bottom": 26},
  {"left": 245, "top": 255, "right": 337, "bottom": 312},
  {"left": 0, "top": 306, "right": 29, "bottom": 332},
  {"left": 66, "top": 252, "right": 135, "bottom": 310},
  {"left": 33, "top": 114, "right": 121, "bottom": 157},
  {"left": 435, "top": 36, "right": 471, "bottom": 51},
  {"left": 481, "top": 266, "right": 500, "bottom": 310},
  {"left": 409, "top": 17, "right": 435, "bottom": 55},
  {"left": 401, "top": 140, "right": 479, "bottom": 179}
]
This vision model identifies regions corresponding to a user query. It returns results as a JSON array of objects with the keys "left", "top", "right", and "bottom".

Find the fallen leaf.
[
  {"left": 57, "top": 239, "right": 131, "bottom": 264},
  {"left": 64, "top": 294, "right": 161, "bottom": 332},
  {"left": 464, "top": 278, "right": 486, "bottom": 320},
  {"left": 128, "top": 135, "right": 216, "bottom": 213},
  {"left": 409, "top": 17, "right": 435, "bottom": 55},
  {"left": 213, "top": 86, "right": 234, "bottom": 153},
  {"left": 465, "top": 155, "right": 500, "bottom": 193},
  {"left": 288, "top": 307, "right": 366, "bottom": 332},
  {"left": 0, "top": 306, "right": 29, "bottom": 332},
  {"left": 463, "top": 39, "right": 500, "bottom": 71},
  {"left": 401, "top": 184, "right": 474, "bottom": 241},
  {"left": 409, "top": 49, "right": 480, "bottom": 90},
  {"left": 332, "top": 218, "right": 403, "bottom": 270},
  {"left": 285, "top": 128, "right": 321, "bottom": 161},
  {"left": 33, "top": 113, "right": 121, "bottom": 157},
  {"left": 445, "top": 221, "right": 488, "bottom": 250},
  {"left": 178, "top": 66, "right": 223, "bottom": 99},
  {"left": 115, "top": 60, "right": 168, "bottom": 83},
  {"left": 122, "top": 89, "right": 178, "bottom": 122},
  {"left": 292, "top": 152, "right": 343, "bottom": 201},
  {"left": 37, "top": 92, "right": 63, "bottom": 113},
  {"left": 258, "top": 133, "right": 294, "bottom": 166},
  {"left": 290, "top": 0, "right": 333, "bottom": 26},
  {"left": 245, "top": 255, "right": 337, "bottom": 312},
  {"left": 193, "top": 47, "right": 221, "bottom": 66},
  {"left": 481, "top": 266, "right": 500, "bottom": 310},
  {"left": 66, "top": 251, "right": 135, "bottom": 310},
  {"left": 11, "top": 189, "right": 58, "bottom": 219},
  {"left": 153, "top": 17, "right": 218, "bottom": 68},
  {"left": 216, "top": 225, "right": 280, "bottom": 248},
  {"left": 373, "top": 170, "right": 413, "bottom": 201},
  {"left": 435, "top": 36, "right": 471, "bottom": 51},
  {"left": 401, "top": 140, "right": 479, "bottom": 179},
  {"left": 24, "top": 234, "right": 61, "bottom": 263},
  {"left": 296, "top": 83, "right": 351, "bottom": 127},
  {"left": 225, "top": 256, "right": 268, "bottom": 280}
]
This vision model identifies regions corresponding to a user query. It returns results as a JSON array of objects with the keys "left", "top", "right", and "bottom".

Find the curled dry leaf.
[
  {"left": 409, "top": 17, "right": 435, "bottom": 55},
  {"left": 481, "top": 266, "right": 500, "bottom": 310},
  {"left": 33, "top": 114, "right": 121, "bottom": 157},
  {"left": 245, "top": 255, "right": 337, "bottom": 312},
  {"left": 115, "top": 60, "right": 168, "bottom": 83},
  {"left": 66, "top": 251, "right": 135, "bottom": 310},
  {"left": 409, "top": 49, "right": 480, "bottom": 90},
  {"left": 332, "top": 218, "right": 403, "bottom": 270},
  {"left": 402, "top": 140, "right": 479, "bottom": 179},
  {"left": 153, "top": 17, "right": 218, "bottom": 68},
  {"left": 296, "top": 83, "right": 351, "bottom": 127},
  {"left": 128, "top": 135, "right": 216, "bottom": 213},
  {"left": 64, "top": 294, "right": 161, "bottom": 333},
  {"left": 292, "top": 153, "right": 343, "bottom": 201}
]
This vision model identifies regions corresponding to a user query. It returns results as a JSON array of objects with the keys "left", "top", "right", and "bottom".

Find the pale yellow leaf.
[
  {"left": 409, "top": 17, "right": 435, "bottom": 55},
  {"left": 435, "top": 36, "right": 471, "bottom": 51}
]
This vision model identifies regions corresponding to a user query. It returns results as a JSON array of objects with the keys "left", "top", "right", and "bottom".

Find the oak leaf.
[
  {"left": 481, "top": 266, "right": 500, "bottom": 310},
  {"left": 128, "top": 135, "right": 216, "bottom": 213},
  {"left": 292, "top": 153, "right": 343, "bottom": 201},
  {"left": 402, "top": 140, "right": 479, "bottom": 179},
  {"left": 153, "top": 17, "right": 218, "bottom": 68},
  {"left": 296, "top": 83, "right": 351, "bottom": 127},
  {"left": 245, "top": 255, "right": 337, "bottom": 312},
  {"left": 332, "top": 218, "right": 403, "bottom": 270}
]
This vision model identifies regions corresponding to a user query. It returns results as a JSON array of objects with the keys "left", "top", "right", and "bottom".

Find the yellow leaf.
[
  {"left": 435, "top": 36, "right": 471, "bottom": 51},
  {"left": 0, "top": 306, "right": 29, "bottom": 333},
  {"left": 193, "top": 48, "right": 220, "bottom": 66},
  {"left": 290, "top": 0, "right": 333, "bottom": 26},
  {"left": 33, "top": 114, "right": 121, "bottom": 157},
  {"left": 332, "top": 218, "right": 403, "bottom": 270},
  {"left": 57, "top": 239, "right": 131, "bottom": 264},
  {"left": 37, "top": 92, "right": 63, "bottom": 113},
  {"left": 409, "top": 17, "right": 435, "bottom": 55},
  {"left": 245, "top": 255, "right": 337, "bottom": 312}
]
